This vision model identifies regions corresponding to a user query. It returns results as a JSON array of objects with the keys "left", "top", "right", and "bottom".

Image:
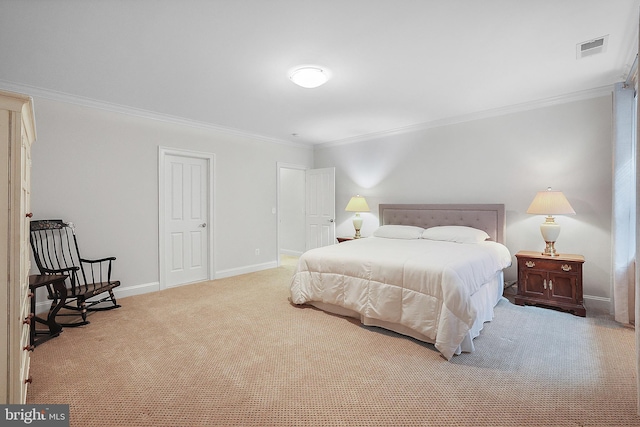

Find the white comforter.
[{"left": 290, "top": 237, "right": 512, "bottom": 360}]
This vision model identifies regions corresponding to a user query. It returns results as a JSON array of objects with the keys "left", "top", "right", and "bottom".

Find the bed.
[{"left": 289, "top": 203, "right": 512, "bottom": 360}]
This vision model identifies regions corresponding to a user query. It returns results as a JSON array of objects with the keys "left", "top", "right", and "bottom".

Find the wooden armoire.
[{"left": 0, "top": 90, "right": 36, "bottom": 404}]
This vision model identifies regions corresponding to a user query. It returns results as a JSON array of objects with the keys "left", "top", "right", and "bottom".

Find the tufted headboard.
[{"left": 379, "top": 204, "right": 506, "bottom": 244}]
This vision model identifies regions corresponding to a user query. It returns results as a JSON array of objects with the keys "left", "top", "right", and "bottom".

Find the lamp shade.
[
  {"left": 526, "top": 187, "right": 575, "bottom": 215},
  {"left": 345, "top": 195, "right": 370, "bottom": 212}
]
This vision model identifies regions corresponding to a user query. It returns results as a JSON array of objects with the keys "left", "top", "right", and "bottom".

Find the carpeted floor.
[{"left": 26, "top": 260, "right": 639, "bottom": 426}]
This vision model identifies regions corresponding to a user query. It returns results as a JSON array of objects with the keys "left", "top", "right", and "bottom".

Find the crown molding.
[
  {"left": 0, "top": 80, "right": 313, "bottom": 150},
  {"left": 0, "top": 79, "right": 615, "bottom": 150},
  {"left": 316, "top": 85, "right": 614, "bottom": 149}
]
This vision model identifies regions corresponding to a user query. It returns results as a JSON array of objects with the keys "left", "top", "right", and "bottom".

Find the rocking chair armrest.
[
  {"left": 79, "top": 256, "right": 116, "bottom": 283},
  {"left": 39, "top": 266, "right": 79, "bottom": 275},
  {"left": 80, "top": 256, "right": 117, "bottom": 264}
]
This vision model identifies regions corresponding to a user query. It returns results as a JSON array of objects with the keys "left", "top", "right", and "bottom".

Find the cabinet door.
[
  {"left": 520, "top": 268, "right": 548, "bottom": 298},
  {"left": 548, "top": 272, "right": 577, "bottom": 305},
  {"left": 18, "top": 121, "right": 31, "bottom": 403},
  {"left": 0, "top": 92, "right": 35, "bottom": 404}
]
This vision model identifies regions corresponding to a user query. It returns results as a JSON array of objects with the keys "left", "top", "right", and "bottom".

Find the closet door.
[
  {"left": 0, "top": 90, "right": 36, "bottom": 404},
  {"left": 0, "top": 108, "right": 10, "bottom": 404},
  {"left": 16, "top": 109, "right": 34, "bottom": 403}
]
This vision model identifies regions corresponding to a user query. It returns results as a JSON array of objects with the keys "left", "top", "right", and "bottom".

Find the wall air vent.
[{"left": 576, "top": 35, "right": 608, "bottom": 59}]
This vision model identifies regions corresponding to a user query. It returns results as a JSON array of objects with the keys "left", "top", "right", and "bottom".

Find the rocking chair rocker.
[{"left": 30, "top": 219, "right": 121, "bottom": 326}]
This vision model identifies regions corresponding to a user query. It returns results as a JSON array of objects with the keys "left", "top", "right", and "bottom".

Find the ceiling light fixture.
[{"left": 289, "top": 66, "right": 329, "bottom": 88}]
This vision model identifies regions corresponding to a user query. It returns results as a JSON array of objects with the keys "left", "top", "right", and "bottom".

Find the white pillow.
[
  {"left": 372, "top": 225, "right": 425, "bottom": 239},
  {"left": 421, "top": 226, "right": 489, "bottom": 244}
]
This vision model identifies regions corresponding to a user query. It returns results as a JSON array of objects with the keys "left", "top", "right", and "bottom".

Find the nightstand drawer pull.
[
  {"left": 525, "top": 261, "right": 535, "bottom": 268},
  {"left": 549, "top": 280, "right": 553, "bottom": 290},
  {"left": 561, "top": 264, "right": 572, "bottom": 272},
  {"left": 543, "top": 279, "right": 547, "bottom": 290}
]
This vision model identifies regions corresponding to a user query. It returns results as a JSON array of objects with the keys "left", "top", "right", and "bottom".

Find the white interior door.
[
  {"left": 305, "top": 167, "right": 335, "bottom": 250},
  {"left": 161, "top": 151, "right": 211, "bottom": 288}
]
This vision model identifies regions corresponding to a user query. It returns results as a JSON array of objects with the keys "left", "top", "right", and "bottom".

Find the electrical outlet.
[{"left": 255, "top": 249, "right": 260, "bottom": 255}]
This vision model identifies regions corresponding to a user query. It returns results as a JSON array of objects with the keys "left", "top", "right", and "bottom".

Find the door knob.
[
  {"left": 329, "top": 219, "right": 334, "bottom": 223},
  {"left": 199, "top": 223, "right": 207, "bottom": 228}
]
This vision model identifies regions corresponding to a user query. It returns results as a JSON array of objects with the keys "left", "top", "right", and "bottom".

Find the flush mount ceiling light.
[{"left": 289, "top": 66, "right": 329, "bottom": 88}]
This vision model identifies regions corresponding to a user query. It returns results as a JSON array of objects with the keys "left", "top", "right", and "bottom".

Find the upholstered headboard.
[{"left": 379, "top": 204, "right": 506, "bottom": 244}]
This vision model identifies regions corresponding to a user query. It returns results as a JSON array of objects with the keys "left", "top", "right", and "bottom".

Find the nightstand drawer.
[{"left": 519, "top": 258, "right": 581, "bottom": 274}]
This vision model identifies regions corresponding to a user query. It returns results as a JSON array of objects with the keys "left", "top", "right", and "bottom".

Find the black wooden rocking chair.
[{"left": 30, "top": 219, "right": 121, "bottom": 326}]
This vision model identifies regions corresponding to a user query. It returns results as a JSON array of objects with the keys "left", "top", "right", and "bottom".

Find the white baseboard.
[
  {"left": 280, "top": 249, "right": 304, "bottom": 257},
  {"left": 583, "top": 294, "right": 612, "bottom": 315},
  {"left": 34, "top": 275, "right": 615, "bottom": 320},
  {"left": 114, "top": 282, "right": 160, "bottom": 299},
  {"left": 120, "top": 262, "right": 279, "bottom": 293},
  {"left": 215, "top": 261, "right": 279, "bottom": 279},
  {"left": 33, "top": 262, "right": 282, "bottom": 314}
]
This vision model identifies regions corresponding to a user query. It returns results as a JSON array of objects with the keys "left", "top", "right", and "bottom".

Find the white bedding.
[{"left": 289, "top": 236, "right": 512, "bottom": 360}]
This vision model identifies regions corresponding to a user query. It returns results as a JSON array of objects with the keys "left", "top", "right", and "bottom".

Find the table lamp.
[
  {"left": 345, "top": 195, "right": 370, "bottom": 238},
  {"left": 526, "top": 187, "right": 575, "bottom": 256}
]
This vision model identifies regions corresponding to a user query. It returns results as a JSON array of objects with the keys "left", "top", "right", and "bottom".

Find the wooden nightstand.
[
  {"left": 514, "top": 251, "right": 586, "bottom": 317},
  {"left": 336, "top": 236, "right": 355, "bottom": 243}
]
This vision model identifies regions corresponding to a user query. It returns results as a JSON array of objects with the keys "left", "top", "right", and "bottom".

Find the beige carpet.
[{"left": 27, "top": 261, "right": 639, "bottom": 426}]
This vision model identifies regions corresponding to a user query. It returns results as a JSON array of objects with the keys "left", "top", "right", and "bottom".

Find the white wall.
[
  {"left": 314, "top": 94, "right": 614, "bottom": 311},
  {"left": 29, "top": 93, "right": 615, "bottom": 312},
  {"left": 30, "top": 97, "right": 313, "bottom": 296}
]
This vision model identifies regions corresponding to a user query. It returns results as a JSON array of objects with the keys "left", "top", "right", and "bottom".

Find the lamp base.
[
  {"left": 540, "top": 216, "right": 561, "bottom": 257},
  {"left": 542, "top": 241, "right": 559, "bottom": 257},
  {"left": 352, "top": 213, "right": 363, "bottom": 239}
]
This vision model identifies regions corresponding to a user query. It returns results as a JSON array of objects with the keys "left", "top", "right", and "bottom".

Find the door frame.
[
  {"left": 276, "top": 162, "right": 307, "bottom": 267},
  {"left": 158, "top": 147, "right": 215, "bottom": 289}
]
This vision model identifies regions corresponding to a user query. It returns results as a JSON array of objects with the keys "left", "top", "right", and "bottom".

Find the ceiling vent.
[{"left": 576, "top": 35, "right": 608, "bottom": 59}]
